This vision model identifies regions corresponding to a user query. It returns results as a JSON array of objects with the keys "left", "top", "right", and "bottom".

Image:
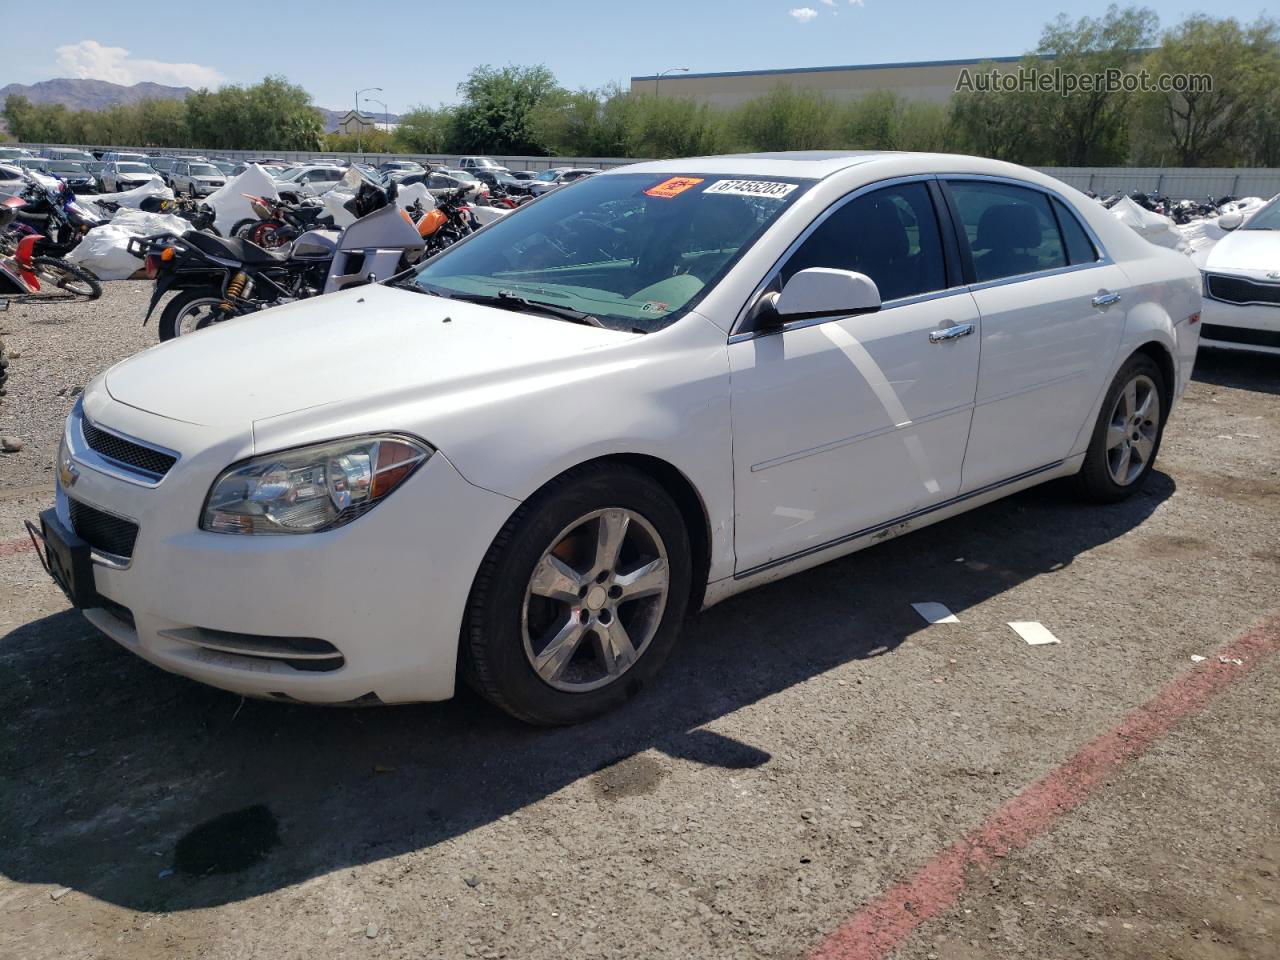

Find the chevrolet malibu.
[{"left": 31, "top": 152, "right": 1202, "bottom": 724}]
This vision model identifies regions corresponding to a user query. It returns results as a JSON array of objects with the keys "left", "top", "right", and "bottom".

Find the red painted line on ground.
[
  {"left": 0, "top": 536, "right": 34, "bottom": 558},
  {"left": 810, "top": 615, "right": 1280, "bottom": 960}
]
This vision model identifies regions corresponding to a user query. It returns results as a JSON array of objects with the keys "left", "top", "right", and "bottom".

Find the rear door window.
[
  {"left": 1052, "top": 198, "right": 1100, "bottom": 265},
  {"left": 946, "top": 181, "right": 1067, "bottom": 282}
]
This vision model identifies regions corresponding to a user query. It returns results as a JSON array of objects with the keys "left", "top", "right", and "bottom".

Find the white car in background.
[
  {"left": 99, "top": 162, "right": 161, "bottom": 193},
  {"left": 169, "top": 161, "right": 228, "bottom": 197},
  {"left": 1199, "top": 195, "right": 1280, "bottom": 355},
  {"left": 273, "top": 164, "right": 346, "bottom": 202},
  {"left": 32, "top": 152, "right": 1201, "bottom": 725}
]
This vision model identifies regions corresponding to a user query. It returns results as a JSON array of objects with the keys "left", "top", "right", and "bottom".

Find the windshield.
[
  {"left": 274, "top": 167, "right": 305, "bottom": 181},
  {"left": 55, "top": 151, "right": 94, "bottom": 161},
  {"left": 48, "top": 162, "right": 86, "bottom": 173},
  {"left": 443, "top": 169, "right": 478, "bottom": 182},
  {"left": 415, "top": 172, "right": 809, "bottom": 332},
  {"left": 1242, "top": 197, "right": 1280, "bottom": 230},
  {"left": 188, "top": 164, "right": 221, "bottom": 176},
  {"left": 118, "top": 163, "right": 153, "bottom": 173},
  {"left": 536, "top": 170, "right": 560, "bottom": 182}
]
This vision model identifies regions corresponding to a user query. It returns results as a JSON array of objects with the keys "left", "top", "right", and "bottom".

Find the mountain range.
[{"left": 0, "top": 78, "right": 398, "bottom": 133}]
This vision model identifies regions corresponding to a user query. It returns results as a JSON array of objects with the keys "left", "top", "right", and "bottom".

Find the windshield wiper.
[{"left": 448, "top": 290, "right": 607, "bottom": 328}]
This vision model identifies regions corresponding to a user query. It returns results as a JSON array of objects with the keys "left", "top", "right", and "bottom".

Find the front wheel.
[
  {"left": 158, "top": 288, "right": 238, "bottom": 341},
  {"left": 463, "top": 464, "right": 692, "bottom": 725},
  {"left": 31, "top": 257, "right": 102, "bottom": 301},
  {"left": 1076, "top": 354, "right": 1167, "bottom": 503}
]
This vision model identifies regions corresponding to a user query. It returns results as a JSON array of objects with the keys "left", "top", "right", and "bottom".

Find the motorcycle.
[
  {"left": 135, "top": 180, "right": 427, "bottom": 341},
  {"left": 9, "top": 173, "right": 105, "bottom": 255},
  {"left": 418, "top": 187, "right": 478, "bottom": 254},
  {"left": 0, "top": 194, "right": 103, "bottom": 306},
  {"left": 237, "top": 194, "right": 336, "bottom": 249}
]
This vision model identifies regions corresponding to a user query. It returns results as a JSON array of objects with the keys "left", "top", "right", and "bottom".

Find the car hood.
[
  {"left": 105, "top": 284, "right": 639, "bottom": 431},
  {"left": 1203, "top": 229, "right": 1280, "bottom": 278}
]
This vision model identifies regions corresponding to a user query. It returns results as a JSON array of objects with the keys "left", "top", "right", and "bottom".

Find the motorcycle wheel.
[
  {"left": 158, "top": 288, "right": 240, "bottom": 342},
  {"left": 230, "top": 219, "right": 257, "bottom": 239},
  {"left": 250, "top": 219, "right": 290, "bottom": 249},
  {"left": 31, "top": 258, "right": 102, "bottom": 302}
]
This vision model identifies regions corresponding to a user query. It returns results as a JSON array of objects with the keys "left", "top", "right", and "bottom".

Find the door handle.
[
  {"left": 928, "top": 322, "right": 975, "bottom": 343},
  {"left": 1092, "top": 291, "right": 1122, "bottom": 308}
]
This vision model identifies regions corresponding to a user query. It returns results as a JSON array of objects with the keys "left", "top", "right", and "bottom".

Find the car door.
[
  {"left": 941, "top": 179, "right": 1130, "bottom": 492},
  {"left": 729, "top": 178, "right": 982, "bottom": 575}
]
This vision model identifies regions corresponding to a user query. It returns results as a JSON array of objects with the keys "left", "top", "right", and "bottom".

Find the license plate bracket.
[{"left": 26, "top": 509, "right": 100, "bottom": 609}]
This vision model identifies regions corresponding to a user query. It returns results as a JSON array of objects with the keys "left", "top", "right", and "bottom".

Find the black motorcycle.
[{"left": 133, "top": 180, "right": 415, "bottom": 341}]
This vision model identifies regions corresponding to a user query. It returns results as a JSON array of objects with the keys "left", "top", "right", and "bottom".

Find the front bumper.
[
  {"left": 49, "top": 396, "right": 519, "bottom": 704},
  {"left": 1200, "top": 298, "right": 1280, "bottom": 355}
]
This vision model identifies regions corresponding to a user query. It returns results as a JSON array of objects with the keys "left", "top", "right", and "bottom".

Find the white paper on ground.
[
  {"left": 1009, "top": 621, "right": 1060, "bottom": 646},
  {"left": 911, "top": 602, "right": 959, "bottom": 624},
  {"left": 1190, "top": 655, "right": 1207, "bottom": 663}
]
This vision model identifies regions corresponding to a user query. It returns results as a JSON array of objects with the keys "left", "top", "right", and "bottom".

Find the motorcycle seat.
[{"left": 186, "top": 231, "right": 287, "bottom": 265}]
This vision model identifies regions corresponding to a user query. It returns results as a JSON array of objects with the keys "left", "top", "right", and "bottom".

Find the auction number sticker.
[
  {"left": 645, "top": 177, "right": 704, "bottom": 198},
  {"left": 704, "top": 179, "right": 798, "bottom": 199}
]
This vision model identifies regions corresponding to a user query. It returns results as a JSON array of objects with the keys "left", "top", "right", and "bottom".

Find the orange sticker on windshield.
[{"left": 645, "top": 177, "right": 704, "bottom": 198}]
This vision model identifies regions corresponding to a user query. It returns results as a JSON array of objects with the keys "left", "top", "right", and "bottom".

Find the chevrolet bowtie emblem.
[{"left": 1268, "top": 271, "right": 1280, "bottom": 280}]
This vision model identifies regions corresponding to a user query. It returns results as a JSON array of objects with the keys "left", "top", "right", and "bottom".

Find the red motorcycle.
[{"left": 0, "top": 194, "right": 102, "bottom": 305}]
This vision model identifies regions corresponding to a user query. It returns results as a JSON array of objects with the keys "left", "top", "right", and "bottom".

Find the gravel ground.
[
  {"left": 0, "top": 281, "right": 156, "bottom": 487},
  {"left": 0, "top": 286, "right": 1277, "bottom": 960}
]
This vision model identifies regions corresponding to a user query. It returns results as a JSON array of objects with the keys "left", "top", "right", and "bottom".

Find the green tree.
[
  {"left": 392, "top": 105, "right": 455, "bottom": 154},
  {"left": 1033, "top": 5, "right": 1159, "bottom": 165},
  {"left": 948, "top": 57, "right": 1047, "bottom": 163},
  {"left": 450, "top": 64, "right": 562, "bottom": 154},
  {"left": 730, "top": 85, "right": 835, "bottom": 151},
  {"left": 1131, "top": 15, "right": 1280, "bottom": 165}
]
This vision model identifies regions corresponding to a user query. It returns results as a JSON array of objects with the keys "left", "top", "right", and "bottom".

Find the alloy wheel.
[
  {"left": 1106, "top": 373, "right": 1160, "bottom": 486},
  {"left": 522, "top": 508, "right": 670, "bottom": 692}
]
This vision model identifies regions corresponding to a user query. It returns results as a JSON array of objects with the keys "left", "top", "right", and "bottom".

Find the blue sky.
[{"left": 6, "top": 0, "right": 1275, "bottom": 113}]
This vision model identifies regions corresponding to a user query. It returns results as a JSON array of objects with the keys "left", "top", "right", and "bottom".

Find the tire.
[
  {"left": 1075, "top": 353, "right": 1167, "bottom": 503},
  {"left": 463, "top": 463, "right": 693, "bottom": 725},
  {"left": 158, "top": 288, "right": 230, "bottom": 342},
  {"left": 230, "top": 219, "right": 257, "bottom": 239},
  {"left": 0, "top": 336, "right": 9, "bottom": 400},
  {"left": 32, "top": 257, "right": 102, "bottom": 301}
]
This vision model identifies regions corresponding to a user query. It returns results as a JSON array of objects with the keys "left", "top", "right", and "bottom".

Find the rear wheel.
[
  {"left": 158, "top": 288, "right": 233, "bottom": 341},
  {"left": 463, "top": 463, "right": 692, "bottom": 725},
  {"left": 1076, "top": 354, "right": 1166, "bottom": 502}
]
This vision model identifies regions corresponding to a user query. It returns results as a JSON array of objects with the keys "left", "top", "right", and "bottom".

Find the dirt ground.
[{"left": 1, "top": 284, "right": 1277, "bottom": 960}]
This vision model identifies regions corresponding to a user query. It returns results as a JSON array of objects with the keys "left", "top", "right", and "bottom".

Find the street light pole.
[
  {"left": 654, "top": 67, "right": 689, "bottom": 97},
  {"left": 354, "top": 86, "right": 382, "bottom": 154},
  {"left": 369, "top": 98, "right": 389, "bottom": 136}
]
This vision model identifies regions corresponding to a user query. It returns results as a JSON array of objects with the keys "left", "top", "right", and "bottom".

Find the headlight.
[{"left": 201, "top": 435, "right": 432, "bottom": 535}]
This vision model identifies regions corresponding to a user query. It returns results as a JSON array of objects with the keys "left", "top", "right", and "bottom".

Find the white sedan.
[
  {"left": 1200, "top": 195, "right": 1280, "bottom": 355},
  {"left": 32, "top": 152, "right": 1202, "bottom": 724}
]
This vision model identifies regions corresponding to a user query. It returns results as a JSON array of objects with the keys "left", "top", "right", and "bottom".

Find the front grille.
[
  {"left": 1206, "top": 274, "right": 1280, "bottom": 306},
  {"left": 68, "top": 499, "right": 139, "bottom": 559},
  {"left": 81, "top": 418, "right": 177, "bottom": 479},
  {"left": 1201, "top": 323, "right": 1280, "bottom": 349}
]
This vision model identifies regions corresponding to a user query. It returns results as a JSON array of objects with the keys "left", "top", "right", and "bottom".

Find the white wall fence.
[
  {"left": 1036, "top": 166, "right": 1280, "bottom": 201},
  {"left": 14, "top": 144, "right": 1280, "bottom": 199}
]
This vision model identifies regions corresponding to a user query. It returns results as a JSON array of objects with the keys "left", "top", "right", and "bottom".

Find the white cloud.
[
  {"left": 55, "top": 40, "right": 224, "bottom": 89},
  {"left": 789, "top": 7, "right": 819, "bottom": 22},
  {"left": 820, "top": 0, "right": 836, "bottom": 5},
  {"left": 848, "top": 0, "right": 864, "bottom": 5}
]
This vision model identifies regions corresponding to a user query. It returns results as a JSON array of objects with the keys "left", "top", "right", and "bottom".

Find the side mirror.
[
  {"left": 761, "top": 268, "right": 882, "bottom": 327},
  {"left": 1217, "top": 211, "right": 1244, "bottom": 231}
]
